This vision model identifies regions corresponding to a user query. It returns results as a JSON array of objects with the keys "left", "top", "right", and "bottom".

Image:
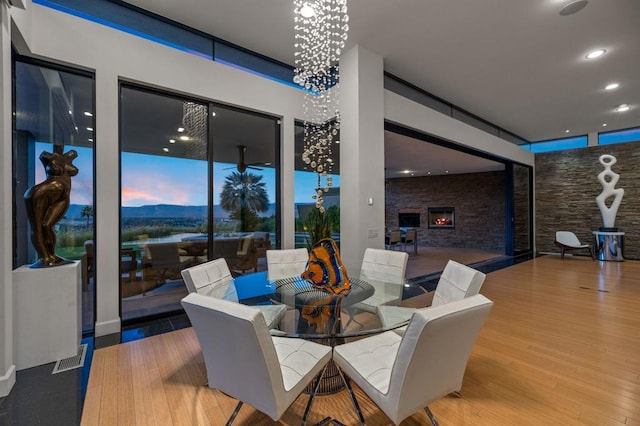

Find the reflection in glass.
[
  {"left": 14, "top": 60, "right": 95, "bottom": 332},
  {"left": 119, "top": 87, "right": 280, "bottom": 323},
  {"left": 294, "top": 121, "right": 341, "bottom": 248}
]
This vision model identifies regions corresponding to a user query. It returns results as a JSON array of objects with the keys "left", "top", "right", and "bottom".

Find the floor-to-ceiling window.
[
  {"left": 119, "top": 84, "right": 280, "bottom": 323},
  {"left": 13, "top": 58, "right": 96, "bottom": 333}
]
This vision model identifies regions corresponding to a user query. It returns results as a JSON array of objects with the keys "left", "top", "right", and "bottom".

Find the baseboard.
[
  {"left": 94, "top": 318, "right": 121, "bottom": 337},
  {"left": 0, "top": 364, "right": 16, "bottom": 397}
]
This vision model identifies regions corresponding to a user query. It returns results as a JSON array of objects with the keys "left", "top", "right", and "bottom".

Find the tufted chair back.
[
  {"left": 432, "top": 260, "right": 486, "bottom": 307},
  {"left": 266, "top": 248, "right": 309, "bottom": 281},
  {"left": 180, "top": 257, "right": 237, "bottom": 300}
]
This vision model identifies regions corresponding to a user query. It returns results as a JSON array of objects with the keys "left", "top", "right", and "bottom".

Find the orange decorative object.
[{"left": 301, "top": 238, "right": 351, "bottom": 294}]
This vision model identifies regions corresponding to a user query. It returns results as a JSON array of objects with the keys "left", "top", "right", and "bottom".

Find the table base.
[{"left": 305, "top": 359, "right": 344, "bottom": 395}]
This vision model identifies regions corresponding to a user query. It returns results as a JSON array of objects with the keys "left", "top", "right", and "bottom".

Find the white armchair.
[
  {"left": 334, "top": 294, "right": 494, "bottom": 425},
  {"left": 181, "top": 258, "right": 285, "bottom": 329},
  {"left": 181, "top": 293, "right": 332, "bottom": 425},
  {"left": 554, "top": 231, "right": 594, "bottom": 260},
  {"left": 266, "top": 248, "right": 309, "bottom": 281}
]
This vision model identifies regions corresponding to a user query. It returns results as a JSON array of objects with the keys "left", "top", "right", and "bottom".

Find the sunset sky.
[{"left": 35, "top": 143, "right": 339, "bottom": 208}]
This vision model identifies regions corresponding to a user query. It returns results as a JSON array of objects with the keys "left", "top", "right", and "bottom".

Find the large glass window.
[
  {"left": 120, "top": 85, "right": 280, "bottom": 323},
  {"left": 599, "top": 127, "right": 640, "bottom": 145},
  {"left": 525, "top": 135, "right": 587, "bottom": 153},
  {"left": 14, "top": 59, "right": 96, "bottom": 333}
]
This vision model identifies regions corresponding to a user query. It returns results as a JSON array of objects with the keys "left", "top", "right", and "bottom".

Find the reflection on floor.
[{"left": 0, "top": 248, "right": 529, "bottom": 425}]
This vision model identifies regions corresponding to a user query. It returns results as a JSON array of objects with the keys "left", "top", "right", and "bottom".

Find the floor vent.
[{"left": 52, "top": 344, "right": 88, "bottom": 374}]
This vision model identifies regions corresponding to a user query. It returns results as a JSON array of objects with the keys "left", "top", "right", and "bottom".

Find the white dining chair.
[
  {"left": 377, "top": 259, "right": 486, "bottom": 333},
  {"left": 181, "top": 293, "right": 332, "bottom": 425},
  {"left": 181, "top": 257, "right": 285, "bottom": 329},
  {"left": 334, "top": 294, "right": 494, "bottom": 425},
  {"left": 344, "top": 248, "right": 409, "bottom": 329},
  {"left": 266, "top": 248, "right": 309, "bottom": 281}
]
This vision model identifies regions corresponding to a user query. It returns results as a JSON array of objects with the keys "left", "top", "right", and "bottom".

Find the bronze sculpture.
[{"left": 24, "top": 145, "right": 79, "bottom": 268}]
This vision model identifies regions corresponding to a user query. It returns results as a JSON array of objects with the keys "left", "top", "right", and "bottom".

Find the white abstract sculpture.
[{"left": 596, "top": 154, "right": 624, "bottom": 229}]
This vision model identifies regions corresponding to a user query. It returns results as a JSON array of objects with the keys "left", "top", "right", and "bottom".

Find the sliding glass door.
[{"left": 119, "top": 84, "right": 280, "bottom": 323}]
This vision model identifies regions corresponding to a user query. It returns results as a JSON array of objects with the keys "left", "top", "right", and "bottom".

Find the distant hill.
[{"left": 66, "top": 203, "right": 276, "bottom": 219}]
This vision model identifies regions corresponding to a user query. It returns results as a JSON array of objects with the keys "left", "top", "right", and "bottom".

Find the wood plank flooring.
[{"left": 81, "top": 255, "right": 640, "bottom": 425}]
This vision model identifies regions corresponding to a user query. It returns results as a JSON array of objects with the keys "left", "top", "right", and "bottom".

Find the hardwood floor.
[{"left": 81, "top": 255, "right": 640, "bottom": 425}]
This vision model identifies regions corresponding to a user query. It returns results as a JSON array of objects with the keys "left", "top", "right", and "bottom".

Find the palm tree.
[
  {"left": 219, "top": 172, "right": 269, "bottom": 232},
  {"left": 80, "top": 205, "right": 94, "bottom": 229}
]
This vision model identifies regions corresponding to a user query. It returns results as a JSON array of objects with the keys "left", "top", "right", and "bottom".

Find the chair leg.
[
  {"left": 226, "top": 401, "right": 243, "bottom": 426},
  {"left": 336, "top": 366, "right": 365, "bottom": 425},
  {"left": 302, "top": 364, "right": 328, "bottom": 425},
  {"left": 343, "top": 309, "right": 364, "bottom": 330},
  {"left": 452, "top": 390, "right": 462, "bottom": 398},
  {"left": 424, "top": 406, "right": 439, "bottom": 426}
]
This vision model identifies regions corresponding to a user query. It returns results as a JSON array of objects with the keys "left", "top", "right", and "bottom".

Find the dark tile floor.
[
  {"left": 0, "top": 254, "right": 533, "bottom": 425},
  {"left": 0, "top": 314, "right": 191, "bottom": 425}
]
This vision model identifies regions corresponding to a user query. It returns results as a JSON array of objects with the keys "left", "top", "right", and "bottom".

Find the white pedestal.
[{"left": 13, "top": 261, "right": 81, "bottom": 370}]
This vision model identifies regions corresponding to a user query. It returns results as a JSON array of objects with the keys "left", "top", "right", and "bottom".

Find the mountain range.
[{"left": 66, "top": 203, "right": 278, "bottom": 219}]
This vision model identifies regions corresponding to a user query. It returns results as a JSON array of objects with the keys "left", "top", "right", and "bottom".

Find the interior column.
[{"left": 339, "top": 45, "right": 385, "bottom": 272}]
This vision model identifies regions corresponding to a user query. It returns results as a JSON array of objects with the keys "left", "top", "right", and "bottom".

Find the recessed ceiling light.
[
  {"left": 86, "top": 127, "right": 93, "bottom": 131},
  {"left": 565, "top": 129, "right": 570, "bottom": 133},
  {"left": 605, "top": 83, "right": 619, "bottom": 90},
  {"left": 445, "top": 170, "right": 449, "bottom": 174},
  {"left": 179, "top": 135, "right": 190, "bottom": 141},
  {"left": 177, "top": 127, "right": 185, "bottom": 132},
  {"left": 300, "top": 3, "right": 315, "bottom": 18},
  {"left": 83, "top": 111, "right": 93, "bottom": 117},
  {"left": 169, "top": 139, "right": 176, "bottom": 144},
  {"left": 402, "top": 170, "right": 411, "bottom": 174},
  {"left": 585, "top": 49, "right": 606, "bottom": 59},
  {"left": 602, "top": 123, "right": 607, "bottom": 127},
  {"left": 559, "top": 0, "right": 588, "bottom": 16},
  {"left": 615, "top": 104, "right": 630, "bottom": 112},
  {"left": 163, "top": 147, "right": 169, "bottom": 153},
  {"left": 427, "top": 171, "right": 431, "bottom": 175}
]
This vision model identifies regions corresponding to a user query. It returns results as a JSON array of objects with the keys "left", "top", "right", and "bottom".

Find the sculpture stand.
[
  {"left": 12, "top": 261, "right": 82, "bottom": 370},
  {"left": 592, "top": 231, "right": 625, "bottom": 262}
]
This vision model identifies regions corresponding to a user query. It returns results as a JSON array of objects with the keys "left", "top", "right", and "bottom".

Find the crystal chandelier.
[{"left": 293, "top": 0, "right": 349, "bottom": 212}]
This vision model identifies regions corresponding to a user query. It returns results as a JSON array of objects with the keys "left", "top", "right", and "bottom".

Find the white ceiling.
[{"left": 123, "top": 0, "right": 640, "bottom": 176}]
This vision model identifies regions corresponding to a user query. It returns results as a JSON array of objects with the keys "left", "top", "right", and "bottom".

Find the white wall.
[
  {"left": 339, "top": 45, "right": 386, "bottom": 272},
  {"left": 385, "top": 91, "right": 534, "bottom": 168}
]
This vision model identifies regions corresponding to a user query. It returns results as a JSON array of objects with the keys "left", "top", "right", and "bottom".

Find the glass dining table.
[{"left": 229, "top": 270, "right": 429, "bottom": 394}]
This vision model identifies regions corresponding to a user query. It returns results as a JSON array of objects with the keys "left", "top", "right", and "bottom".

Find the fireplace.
[{"left": 428, "top": 207, "right": 454, "bottom": 229}]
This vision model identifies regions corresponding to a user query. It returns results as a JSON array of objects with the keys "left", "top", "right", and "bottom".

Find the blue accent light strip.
[
  {"left": 33, "top": 0, "right": 311, "bottom": 90},
  {"left": 36, "top": 0, "right": 213, "bottom": 60}
]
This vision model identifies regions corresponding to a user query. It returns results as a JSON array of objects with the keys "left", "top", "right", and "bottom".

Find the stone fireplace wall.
[
  {"left": 535, "top": 141, "right": 640, "bottom": 259},
  {"left": 385, "top": 171, "right": 505, "bottom": 251}
]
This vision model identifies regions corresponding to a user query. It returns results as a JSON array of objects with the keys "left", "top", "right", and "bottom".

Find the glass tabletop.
[{"left": 231, "top": 270, "right": 428, "bottom": 339}]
